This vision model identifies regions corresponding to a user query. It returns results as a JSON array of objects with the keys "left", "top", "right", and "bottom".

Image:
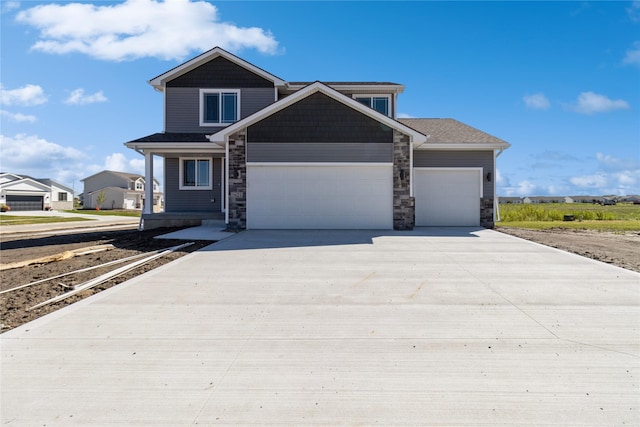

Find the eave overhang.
[
  {"left": 415, "top": 142, "right": 511, "bottom": 151},
  {"left": 208, "top": 82, "right": 427, "bottom": 145}
]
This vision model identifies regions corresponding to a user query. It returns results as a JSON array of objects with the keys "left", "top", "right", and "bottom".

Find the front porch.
[{"left": 140, "top": 211, "right": 225, "bottom": 230}]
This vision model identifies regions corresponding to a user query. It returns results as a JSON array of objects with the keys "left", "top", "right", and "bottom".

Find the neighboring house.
[
  {"left": 81, "top": 170, "right": 163, "bottom": 211},
  {"left": 498, "top": 197, "right": 523, "bottom": 204},
  {"left": 0, "top": 173, "right": 74, "bottom": 211},
  {"left": 523, "top": 196, "right": 568, "bottom": 204},
  {"left": 125, "top": 47, "right": 510, "bottom": 230}
]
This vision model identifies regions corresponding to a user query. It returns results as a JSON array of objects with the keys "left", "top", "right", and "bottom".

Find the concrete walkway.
[{"left": 1, "top": 228, "right": 639, "bottom": 425}]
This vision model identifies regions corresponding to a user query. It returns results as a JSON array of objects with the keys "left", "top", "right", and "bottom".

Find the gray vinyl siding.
[
  {"left": 413, "top": 150, "right": 494, "bottom": 198},
  {"left": 164, "top": 157, "right": 223, "bottom": 212},
  {"left": 247, "top": 142, "right": 392, "bottom": 163},
  {"left": 165, "top": 87, "right": 274, "bottom": 133}
]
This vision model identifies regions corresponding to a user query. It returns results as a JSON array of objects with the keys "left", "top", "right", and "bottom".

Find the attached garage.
[
  {"left": 414, "top": 168, "right": 482, "bottom": 226},
  {"left": 247, "top": 164, "right": 393, "bottom": 229},
  {"left": 6, "top": 195, "right": 44, "bottom": 211}
]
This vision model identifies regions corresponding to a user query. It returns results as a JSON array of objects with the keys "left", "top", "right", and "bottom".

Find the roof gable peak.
[{"left": 148, "top": 46, "right": 286, "bottom": 91}]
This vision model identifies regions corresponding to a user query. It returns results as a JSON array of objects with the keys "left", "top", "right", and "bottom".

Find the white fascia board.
[
  {"left": 209, "top": 82, "right": 426, "bottom": 144},
  {"left": 286, "top": 83, "right": 405, "bottom": 94},
  {"left": 125, "top": 142, "right": 225, "bottom": 154},
  {"left": 148, "top": 47, "right": 286, "bottom": 91},
  {"left": 415, "top": 142, "right": 511, "bottom": 151}
]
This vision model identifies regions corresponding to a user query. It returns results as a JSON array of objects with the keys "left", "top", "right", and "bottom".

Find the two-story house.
[
  {"left": 81, "top": 170, "right": 162, "bottom": 211},
  {"left": 125, "top": 47, "right": 509, "bottom": 230}
]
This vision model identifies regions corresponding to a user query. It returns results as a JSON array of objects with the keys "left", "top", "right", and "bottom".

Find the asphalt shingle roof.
[{"left": 398, "top": 118, "right": 509, "bottom": 145}]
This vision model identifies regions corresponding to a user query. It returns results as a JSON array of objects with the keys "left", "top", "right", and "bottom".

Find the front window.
[
  {"left": 135, "top": 180, "right": 144, "bottom": 191},
  {"left": 354, "top": 95, "right": 390, "bottom": 116},
  {"left": 180, "top": 158, "right": 212, "bottom": 190},
  {"left": 200, "top": 89, "right": 240, "bottom": 126},
  {"left": 58, "top": 192, "right": 68, "bottom": 201}
]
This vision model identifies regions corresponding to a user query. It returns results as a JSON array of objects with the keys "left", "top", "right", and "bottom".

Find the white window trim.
[
  {"left": 199, "top": 89, "right": 241, "bottom": 127},
  {"left": 179, "top": 157, "right": 213, "bottom": 190},
  {"left": 352, "top": 94, "right": 392, "bottom": 117}
]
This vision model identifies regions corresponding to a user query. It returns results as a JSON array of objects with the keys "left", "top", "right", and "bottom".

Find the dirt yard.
[
  {"left": 0, "top": 228, "right": 212, "bottom": 332},
  {"left": 1, "top": 226, "right": 638, "bottom": 333},
  {"left": 496, "top": 227, "right": 640, "bottom": 273}
]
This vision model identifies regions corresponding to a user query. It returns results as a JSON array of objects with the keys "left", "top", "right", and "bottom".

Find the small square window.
[
  {"left": 200, "top": 89, "right": 240, "bottom": 126},
  {"left": 354, "top": 95, "right": 390, "bottom": 116},
  {"left": 180, "top": 158, "right": 212, "bottom": 190}
]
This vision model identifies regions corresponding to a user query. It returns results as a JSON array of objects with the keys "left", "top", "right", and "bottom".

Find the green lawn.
[
  {"left": 497, "top": 203, "right": 640, "bottom": 232},
  {"left": 0, "top": 215, "right": 92, "bottom": 226},
  {"left": 64, "top": 209, "right": 142, "bottom": 217}
]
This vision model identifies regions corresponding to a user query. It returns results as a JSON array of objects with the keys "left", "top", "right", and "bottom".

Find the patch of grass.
[
  {"left": 497, "top": 203, "right": 640, "bottom": 232},
  {"left": 65, "top": 209, "right": 141, "bottom": 217},
  {"left": 497, "top": 220, "right": 640, "bottom": 232},
  {"left": 0, "top": 215, "right": 92, "bottom": 226}
]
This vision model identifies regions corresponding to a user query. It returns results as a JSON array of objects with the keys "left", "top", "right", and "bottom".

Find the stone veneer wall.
[
  {"left": 480, "top": 197, "right": 494, "bottom": 228},
  {"left": 393, "top": 130, "right": 414, "bottom": 230},
  {"left": 227, "top": 130, "right": 247, "bottom": 229}
]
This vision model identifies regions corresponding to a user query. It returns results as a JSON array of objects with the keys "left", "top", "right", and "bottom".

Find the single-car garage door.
[
  {"left": 6, "top": 195, "right": 44, "bottom": 211},
  {"left": 414, "top": 168, "right": 482, "bottom": 226},
  {"left": 247, "top": 164, "right": 393, "bottom": 229}
]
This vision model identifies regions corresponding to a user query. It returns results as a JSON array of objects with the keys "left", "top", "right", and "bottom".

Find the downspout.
[
  {"left": 225, "top": 138, "right": 229, "bottom": 226},
  {"left": 494, "top": 148, "right": 505, "bottom": 223}
]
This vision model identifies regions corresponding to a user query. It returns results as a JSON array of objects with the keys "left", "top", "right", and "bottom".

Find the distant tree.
[{"left": 96, "top": 190, "right": 106, "bottom": 210}]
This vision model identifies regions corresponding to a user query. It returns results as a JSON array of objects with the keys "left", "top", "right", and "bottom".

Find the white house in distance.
[
  {"left": 0, "top": 173, "right": 74, "bottom": 211},
  {"left": 81, "top": 170, "right": 163, "bottom": 211}
]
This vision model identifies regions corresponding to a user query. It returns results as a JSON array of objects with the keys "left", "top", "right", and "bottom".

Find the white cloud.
[
  {"left": 628, "top": 0, "right": 640, "bottom": 22},
  {"left": 0, "top": 133, "right": 87, "bottom": 185},
  {"left": 16, "top": 0, "right": 280, "bottom": 62},
  {"left": 64, "top": 88, "right": 107, "bottom": 105},
  {"left": 0, "top": 110, "right": 37, "bottom": 123},
  {"left": 623, "top": 41, "right": 640, "bottom": 67},
  {"left": 596, "top": 152, "right": 640, "bottom": 172},
  {"left": 523, "top": 93, "right": 550, "bottom": 110},
  {"left": 397, "top": 112, "right": 416, "bottom": 119},
  {"left": 0, "top": 84, "right": 47, "bottom": 106},
  {"left": 1, "top": 1, "right": 20, "bottom": 13},
  {"left": 102, "top": 152, "right": 145, "bottom": 174},
  {"left": 568, "top": 91, "right": 630, "bottom": 115}
]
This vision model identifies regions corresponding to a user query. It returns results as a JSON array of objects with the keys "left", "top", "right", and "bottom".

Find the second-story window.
[
  {"left": 354, "top": 95, "right": 390, "bottom": 116},
  {"left": 200, "top": 89, "right": 240, "bottom": 126}
]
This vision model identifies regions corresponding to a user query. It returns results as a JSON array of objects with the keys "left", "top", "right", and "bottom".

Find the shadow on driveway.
[{"left": 203, "top": 227, "right": 484, "bottom": 251}]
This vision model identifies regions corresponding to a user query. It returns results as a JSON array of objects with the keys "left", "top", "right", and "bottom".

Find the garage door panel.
[
  {"left": 247, "top": 165, "right": 393, "bottom": 229},
  {"left": 415, "top": 169, "right": 481, "bottom": 227}
]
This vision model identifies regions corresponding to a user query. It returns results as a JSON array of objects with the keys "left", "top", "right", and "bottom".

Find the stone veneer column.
[
  {"left": 393, "top": 130, "right": 414, "bottom": 230},
  {"left": 480, "top": 197, "right": 494, "bottom": 228},
  {"left": 227, "top": 130, "right": 247, "bottom": 230}
]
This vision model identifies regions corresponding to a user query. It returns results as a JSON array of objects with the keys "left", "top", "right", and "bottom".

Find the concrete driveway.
[{"left": 2, "top": 228, "right": 639, "bottom": 425}]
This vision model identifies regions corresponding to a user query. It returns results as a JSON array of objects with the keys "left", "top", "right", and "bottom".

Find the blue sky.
[{"left": 1, "top": 0, "right": 638, "bottom": 197}]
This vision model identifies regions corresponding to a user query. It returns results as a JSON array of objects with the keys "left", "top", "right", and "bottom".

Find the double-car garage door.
[
  {"left": 247, "top": 164, "right": 393, "bottom": 229},
  {"left": 6, "top": 195, "right": 44, "bottom": 211}
]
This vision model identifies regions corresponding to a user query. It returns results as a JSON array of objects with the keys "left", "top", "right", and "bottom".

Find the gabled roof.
[
  {"left": 82, "top": 170, "right": 158, "bottom": 184},
  {"left": 208, "top": 81, "right": 427, "bottom": 144},
  {"left": 148, "top": 46, "right": 286, "bottom": 91},
  {"left": 0, "top": 177, "right": 51, "bottom": 192},
  {"left": 399, "top": 118, "right": 510, "bottom": 150},
  {"left": 286, "top": 81, "right": 405, "bottom": 94}
]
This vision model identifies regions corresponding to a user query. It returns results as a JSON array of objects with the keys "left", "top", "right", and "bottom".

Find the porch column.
[{"left": 143, "top": 152, "right": 154, "bottom": 215}]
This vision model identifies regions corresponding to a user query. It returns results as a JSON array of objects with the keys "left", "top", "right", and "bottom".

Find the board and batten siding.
[
  {"left": 413, "top": 150, "right": 494, "bottom": 198},
  {"left": 164, "top": 157, "right": 223, "bottom": 212},
  {"left": 247, "top": 142, "right": 392, "bottom": 163},
  {"left": 165, "top": 87, "right": 275, "bottom": 133}
]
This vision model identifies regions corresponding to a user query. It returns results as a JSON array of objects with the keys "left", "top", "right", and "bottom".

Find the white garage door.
[
  {"left": 414, "top": 168, "right": 482, "bottom": 226},
  {"left": 247, "top": 164, "right": 393, "bottom": 229}
]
